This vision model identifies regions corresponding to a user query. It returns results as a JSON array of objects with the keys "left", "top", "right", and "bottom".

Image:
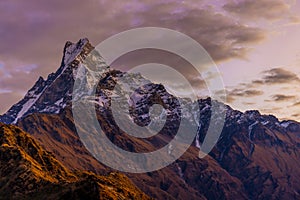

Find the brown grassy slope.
[
  {"left": 18, "top": 109, "right": 248, "bottom": 200},
  {"left": 0, "top": 123, "right": 151, "bottom": 200}
]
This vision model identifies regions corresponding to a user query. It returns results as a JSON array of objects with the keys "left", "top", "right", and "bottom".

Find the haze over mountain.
[{"left": 1, "top": 38, "right": 300, "bottom": 199}]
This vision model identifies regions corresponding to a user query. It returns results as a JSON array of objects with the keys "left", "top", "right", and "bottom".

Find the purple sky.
[{"left": 1, "top": 0, "right": 300, "bottom": 120}]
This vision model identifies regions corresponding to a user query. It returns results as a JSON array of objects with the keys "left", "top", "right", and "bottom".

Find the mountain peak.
[
  {"left": 0, "top": 38, "right": 104, "bottom": 124},
  {"left": 63, "top": 38, "right": 89, "bottom": 50},
  {"left": 62, "top": 38, "right": 92, "bottom": 66}
]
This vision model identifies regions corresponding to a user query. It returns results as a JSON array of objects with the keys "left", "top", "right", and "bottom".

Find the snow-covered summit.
[
  {"left": 63, "top": 38, "right": 89, "bottom": 66},
  {"left": 0, "top": 38, "right": 101, "bottom": 124}
]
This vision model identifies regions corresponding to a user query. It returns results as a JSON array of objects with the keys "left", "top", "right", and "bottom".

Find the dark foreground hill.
[{"left": 0, "top": 123, "right": 150, "bottom": 200}]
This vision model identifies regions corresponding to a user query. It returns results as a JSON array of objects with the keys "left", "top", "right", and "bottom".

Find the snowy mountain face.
[
  {"left": 1, "top": 38, "right": 299, "bottom": 135},
  {"left": 0, "top": 38, "right": 198, "bottom": 129},
  {"left": 0, "top": 38, "right": 106, "bottom": 124}
]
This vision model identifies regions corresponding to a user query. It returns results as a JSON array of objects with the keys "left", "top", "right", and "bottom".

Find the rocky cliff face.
[
  {"left": 1, "top": 38, "right": 300, "bottom": 199},
  {"left": 0, "top": 38, "right": 107, "bottom": 124}
]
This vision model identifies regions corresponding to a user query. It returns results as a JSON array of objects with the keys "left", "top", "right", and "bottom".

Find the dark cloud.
[
  {"left": 225, "top": 88, "right": 263, "bottom": 104},
  {"left": 223, "top": 0, "right": 298, "bottom": 22},
  {"left": 229, "top": 88, "right": 264, "bottom": 97},
  {"left": 137, "top": 5, "right": 266, "bottom": 61},
  {"left": 213, "top": 89, "right": 234, "bottom": 103},
  {"left": 261, "top": 68, "right": 300, "bottom": 84},
  {"left": 288, "top": 15, "right": 300, "bottom": 24},
  {"left": 217, "top": 88, "right": 263, "bottom": 104},
  {"left": 247, "top": 68, "right": 300, "bottom": 86},
  {"left": 251, "top": 80, "right": 264, "bottom": 85},
  {"left": 242, "top": 102, "right": 255, "bottom": 105},
  {"left": 292, "top": 101, "right": 300, "bottom": 107},
  {"left": 271, "top": 94, "right": 296, "bottom": 102},
  {"left": 228, "top": 67, "right": 300, "bottom": 111},
  {"left": 261, "top": 107, "right": 281, "bottom": 112},
  {"left": 226, "top": 95, "right": 236, "bottom": 104}
]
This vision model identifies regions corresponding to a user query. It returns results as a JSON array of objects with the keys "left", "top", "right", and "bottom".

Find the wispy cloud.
[
  {"left": 270, "top": 94, "right": 296, "bottom": 102},
  {"left": 262, "top": 68, "right": 300, "bottom": 84},
  {"left": 249, "top": 67, "right": 300, "bottom": 85},
  {"left": 226, "top": 88, "right": 264, "bottom": 104},
  {"left": 225, "top": 68, "right": 300, "bottom": 121},
  {"left": 223, "top": 0, "right": 299, "bottom": 22},
  {"left": 0, "top": 89, "right": 11, "bottom": 94},
  {"left": 229, "top": 88, "right": 264, "bottom": 97},
  {"left": 291, "top": 101, "right": 300, "bottom": 107}
]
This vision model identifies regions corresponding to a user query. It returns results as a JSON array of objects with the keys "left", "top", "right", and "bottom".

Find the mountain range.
[{"left": 1, "top": 38, "right": 300, "bottom": 199}]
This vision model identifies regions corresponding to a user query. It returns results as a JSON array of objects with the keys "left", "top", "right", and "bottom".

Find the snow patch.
[
  {"left": 13, "top": 95, "right": 40, "bottom": 124},
  {"left": 64, "top": 38, "right": 89, "bottom": 65},
  {"left": 177, "top": 164, "right": 184, "bottom": 178},
  {"left": 248, "top": 121, "right": 259, "bottom": 142},
  {"left": 280, "top": 121, "right": 292, "bottom": 128},
  {"left": 261, "top": 121, "right": 270, "bottom": 126},
  {"left": 54, "top": 98, "right": 64, "bottom": 106},
  {"left": 195, "top": 124, "right": 202, "bottom": 149}
]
